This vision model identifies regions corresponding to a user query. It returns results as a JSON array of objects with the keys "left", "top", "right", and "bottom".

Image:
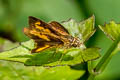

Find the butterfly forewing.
[
  {"left": 24, "top": 16, "right": 68, "bottom": 53},
  {"left": 49, "top": 21, "right": 69, "bottom": 36}
]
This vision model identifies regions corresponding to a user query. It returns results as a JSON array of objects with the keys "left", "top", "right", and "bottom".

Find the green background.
[{"left": 0, "top": 0, "right": 120, "bottom": 80}]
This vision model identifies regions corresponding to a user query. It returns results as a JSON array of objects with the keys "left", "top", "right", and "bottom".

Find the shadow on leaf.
[{"left": 24, "top": 50, "right": 74, "bottom": 66}]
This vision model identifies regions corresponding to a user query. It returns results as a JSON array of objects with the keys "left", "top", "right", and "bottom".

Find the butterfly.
[{"left": 23, "top": 16, "right": 82, "bottom": 53}]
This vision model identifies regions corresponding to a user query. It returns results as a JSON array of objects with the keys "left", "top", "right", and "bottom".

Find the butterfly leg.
[
  {"left": 52, "top": 47, "right": 59, "bottom": 58},
  {"left": 51, "top": 44, "right": 62, "bottom": 58},
  {"left": 58, "top": 43, "right": 71, "bottom": 61},
  {"left": 59, "top": 49, "right": 67, "bottom": 61}
]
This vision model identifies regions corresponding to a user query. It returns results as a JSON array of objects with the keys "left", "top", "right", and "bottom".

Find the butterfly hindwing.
[
  {"left": 31, "top": 40, "right": 62, "bottom": 53},
  {"left": 31, "top": 42, "right": 50, "bottom": 53}
]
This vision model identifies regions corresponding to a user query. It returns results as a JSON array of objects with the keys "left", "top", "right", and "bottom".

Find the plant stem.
[
  {"left": 88, "top": 61, "right": 93, "bottom": 74},
  {"left": 88, "top": 37, "right": 120, "bottom": 80},
  {"left": 95, "top": 38, "right": 120, "bottom": 73},
  {"left": 87, "top": 61, "right": 95, "bottom": 80}
]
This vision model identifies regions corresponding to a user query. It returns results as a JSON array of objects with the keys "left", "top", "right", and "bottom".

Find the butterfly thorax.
[{"left": 60, "top": 35, "right": 81, "bottom": 48}]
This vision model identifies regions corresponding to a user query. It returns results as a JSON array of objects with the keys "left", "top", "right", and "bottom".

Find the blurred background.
[{"left": 0, "top": 0, "right": 120, "bottom": 80}]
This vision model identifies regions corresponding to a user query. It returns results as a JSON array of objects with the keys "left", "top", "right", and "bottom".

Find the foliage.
[{"left": 0, "top": 15, "right": 120, "bottom": 80}]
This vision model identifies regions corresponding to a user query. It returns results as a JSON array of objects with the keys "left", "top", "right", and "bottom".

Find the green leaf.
[
  {"left": 0, "top": 37, "right": 19, "bottom": 52},
  {"left": 0, "top": 40, "right": 33, "bottom": 63},
  {"left": 0, "top": 40, "right": 100, "bottom": 66},
  {"left": 62, "top": 15, "right": 95, "bottom": 42},
  {"left": 88, "top": 21, "right": 120, "bottom": 80},
  {"left": 38, "top": 66, "right": 85, "bottom": 80},
  {"left": 0, "top": 61, "right": 85, "bottom": 80},
  {"left": 99, "top": 21, "right": 120, "bottom": 41},
  {"left": 99, "top": 21, "right": 120, "bottom": 50}
]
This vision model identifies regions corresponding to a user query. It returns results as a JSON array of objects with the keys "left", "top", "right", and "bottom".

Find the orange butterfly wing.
[{"left": 24, "top": 16, "right": 69, "bottom": 53}]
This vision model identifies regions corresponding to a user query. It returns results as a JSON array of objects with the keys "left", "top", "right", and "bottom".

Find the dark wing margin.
[
  {"left": 29, "top": 16, "right": 69, "bottom": 36},
  {"left": 49, "top": 21, "right": 69, "bottom": 36},
  {"left": 29, "top": 16, "right": 39, "bottom": 28},
  {"left": 29, "top": 16, "right": 49, "bottom": 29}
]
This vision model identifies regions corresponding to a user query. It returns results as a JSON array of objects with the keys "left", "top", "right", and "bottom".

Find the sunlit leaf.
[
  {"left": 99, "top": 21, "right": 120, "bottom": 41},
  {"left": 62, "top": 15, "right": 95, "bottom": 42},
  {"left": 99, "top": 21, "right": 120, "bottom": 50},
  {"left": 0, "top": 61, "right": 85, "bottom": 80},
  {"left": 0, "top": 38, "right": 18, "bottom": 52},
  {"left": 38, "top": 66, "right": 85, "bottom": 80}
]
